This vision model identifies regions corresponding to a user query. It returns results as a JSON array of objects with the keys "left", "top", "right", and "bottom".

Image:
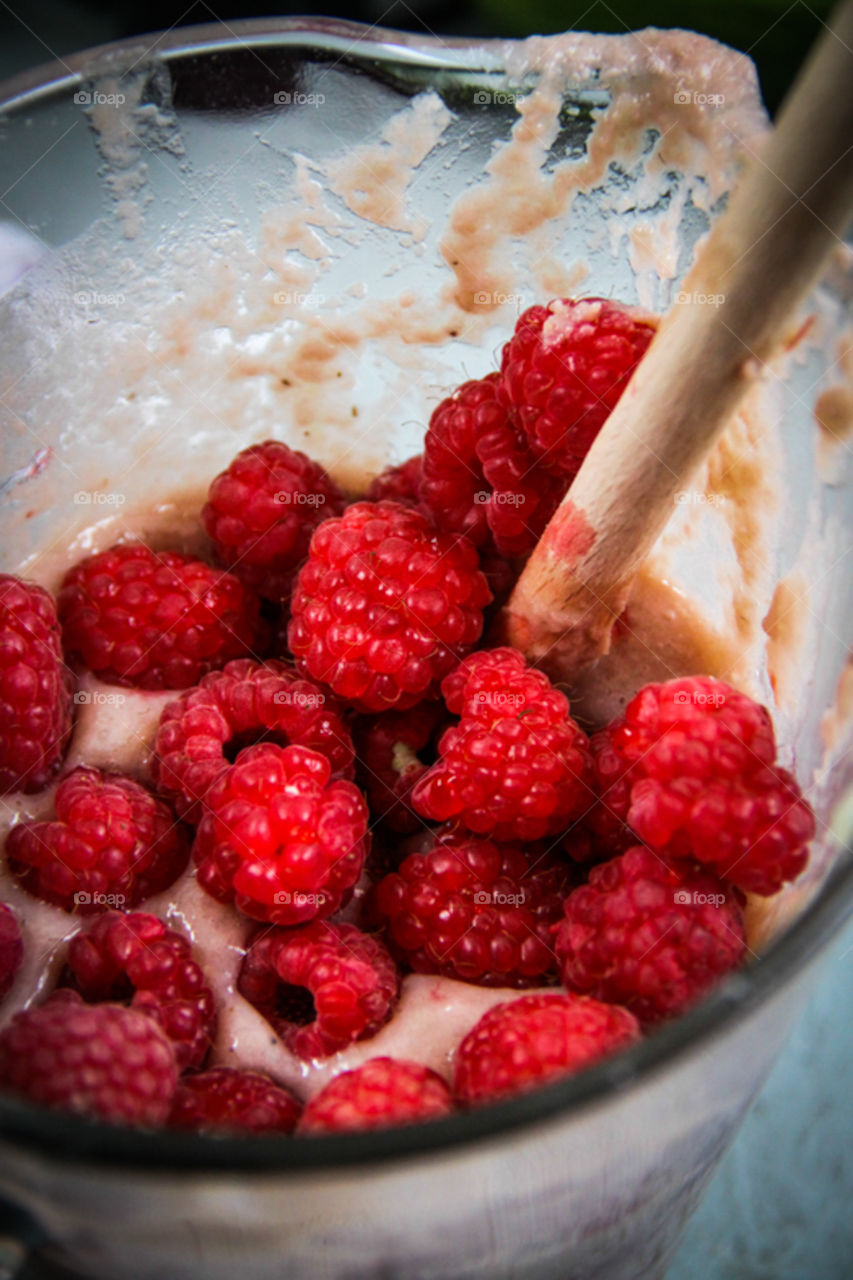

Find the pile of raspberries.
[{"left": 0, "top": 298, "right": 815, "bottom": 1136}]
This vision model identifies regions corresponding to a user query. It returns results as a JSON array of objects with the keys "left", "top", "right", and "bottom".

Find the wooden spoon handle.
[{"left": 505, "top": 0, "right": 853, "bottom": 676}]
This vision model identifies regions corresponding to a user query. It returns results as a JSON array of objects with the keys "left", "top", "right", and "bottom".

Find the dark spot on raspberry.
[{"left": 275, "top": 983, "right": 316, "bottom": 1027}]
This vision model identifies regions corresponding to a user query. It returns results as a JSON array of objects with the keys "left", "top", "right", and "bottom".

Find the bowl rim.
[{"left": 0, "top": 14, "right": 851, "bottom": 1175}]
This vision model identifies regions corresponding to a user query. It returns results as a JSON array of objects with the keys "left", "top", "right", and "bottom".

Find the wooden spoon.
[{"left": 503, "top": 0, "right": 853, "bottom": 684}]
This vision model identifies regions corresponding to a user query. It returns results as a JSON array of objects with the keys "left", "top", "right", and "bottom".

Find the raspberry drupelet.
[
  {"left": 202, "top": 440, "right": 347, "bottom": 603},
  {"left": 151, "top": 658, "right": 354, "bottom": 823},
  {"left": 288, "top": 500, "right": 491, "bottom": 712},
  {"left": 366, "top": 456, "right": 424, "bottom": 508},
  {"left": 59, "top": 543, "right": 266, "bottom": 691},
  {"left": 554, "top": 846, "right": 747, "bottom": 1026},
  {"left": 0, "top": 574, "right": 72, "bottom": 795},
  {"left": 192, "top": 742, "right": 369, "bottom": 927},
  {"left": 169, "top": 1068, "right": 302, "bottom": 1135},
  {"left": 412, "top": 647, "right": 592, "bottom": 842},
  {"left": 0, "top": 993, "right": 178, "bottom": 1127},
  {"left": 7, "top": 767, "right": 189, "bottom": 913},
  {"left": 238, "top": 919, "right": 399, "bottom": 1059},
  {"left": 298, "top": 1057, "right": 453, "bottom": 1134},
  {"left": 593, "top": 676, "right": 815, "bottom": 895},
  {"left": 64, "top": 910, "right": 217, "bottom": 1070},
  {"left": 454, "top": 992, "right": 641, "bottom": 1105},
  {"left": 498, "top": 297, "right": 656, "bottom": 479},
  {"left": 0, "top": 904, "right": 23, "bottom": 1001},
  {"left": 373, "top": 828, "right": 574, "bottom": 987}
]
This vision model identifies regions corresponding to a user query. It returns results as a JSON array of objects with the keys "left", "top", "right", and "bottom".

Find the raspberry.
[
  {"left": 288, "top": 501, "right": 491, "bottom": 712},
  {"left": 366, "top": 456, "right": 424, "bottom": 508},
  {"left": 554, "top": 846, "right": 747, "bottom": 1025},
  {"left": 202, "top": 440, "right": 346, "bottom": 603},
  {"left": 418, "top": 374, "right": 565, "bottom": 557},
  {"left": 64, "top": 911, "right": 216, "bottom": 1070},
  {"left": 454, "top": 992, "right": 640, "bottom": 1105},
  {"left": 498, "top": 297, "right": 655, "bottom": 478},
  {"left": 59, "top": 543, "right": 266, "bottom": 691},
  {"left": 7, "top": 767, "right": 189, "bottom": 913},
  {"left": 151, "top": 658, "right": 354, "bottom": 823},
  {"left": 354, "top": 701, "right": 447, "bottom": 834},
  {"left": 0, "top": 574, "right": 72, "bottom": 794},
  {"left": 373, "top": 828, "right": 574, "bottom": 987},
  {"left": 598, "top": 676, "right": 815, "bottom": 895},
  {"left": 298, "top": 1057, "right": 452, "bottom": 1134},
  {"left": 0, "top": 994, "right": 177, "bottom": 1127},
  {"left": 193, "top": 742, "right": 369, "bottom": 926},
  {"left": 238, "top": 920, "right": 399, "bottom": 1059},
  {"left": 0, "top": 904, "right": 23, "bottom": 1001},
  {"left": 412, "top": 648, "right": 592, "bottom": 842},
  {"left": 169, "top": 1068, "right": 302, "bottom": 1135}
]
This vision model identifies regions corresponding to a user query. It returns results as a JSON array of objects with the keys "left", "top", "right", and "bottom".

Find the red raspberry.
[
  {"left": 193, "top": 742, "right": 369, "bottom": 926},
  {"left": 366, "top": 456, "right": 424, "bottom": 508},
  {"left": 0, "top": 574, "right": 72, "bottom": 794},
  {"left": 554, "top": 846, "right": 747, "bottom": 1026},
  {"left": 373, "top": 828, "right": 573, "bottom": 987},
  {"left": 498, "top": 297, "right": 655, "bottom": 477},
  {"left": 354, "top": 701, "right": 447, "bottom": 834},
  {"left": 151, "top": 658, "right": 354, "bottom": 823},
  {"left": 64, "top": 911, "right": 217, "bottom": 1070},
  {"left": 598, "top": 676, "right": 815, "bottom": 895},
  {"left": 238, "top": 920, "right": 399, "bottom": 1059},
  {"left": 454, "top": 992, "right": 640, "bottom": 1105},
  {"left": 169, "top": 1068, "right": 302, "bottom": 1135},
  {"left": 202, "top": 440, "right": 346, "bottom": 603},
  {"left": 298, "top": 1057, "right": 452, "bottom": 1134},
  {"left": 0, "top": 994, "right": 177, "bottom": 1127},
  {"left": 412, "top": 648, "right": 592, "bottom": 842},
  {"left": 0, "top": 904, "right": 23, "bottom": 1001},
  {"left": 7, "top": 767, "right": 189, "bottom": 914},
  {"left": 418, "top": 374, "right": 565, "bottom": 557},
  {"left": 59, "top": 543, "right": 266, "bottom": 691},
  {"left": 288, "top": 501, "right": 491, "bottom": 712}
]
